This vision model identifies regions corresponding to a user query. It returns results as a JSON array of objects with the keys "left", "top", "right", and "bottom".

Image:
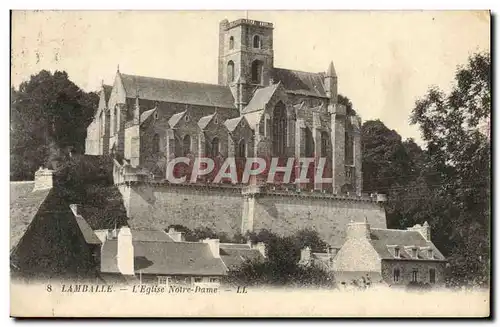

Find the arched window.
[
  {"left": 272, "top": 101, "right": 287, "bottom": 157},
  {"left": 393, "top": 268, "right": 400, "bottom": 282},
  {"left": 114, "top": 106, "right": 119, "bottom": 133},
  {"left": 237, "top": 139, "right": 246, "bottom": 158},
  {"left": 229, "top": 36, "right": 234, "bottom": 49},
  {"left": 153, "top": 134, "right": 160, "bottom": 153},
  {"left": 183, "top": 135, "right": 191, "bottom": 156},
  {"left": 321, "top": 131, "right": 329, "bottom": 157},
  {"left": 251, "top": 60, "right": 263, "bottom": 84},
  {"left": 305, "top": 127, "right": 314, "bottom": 158},
  {"left": 253, "top": 35, "right": 261, "bottom": 48},
  {"left": 211, "top": 137, "right": 219, "bottom": 157},
  {"left": 227, "top": 61, "right": 235, "bottom": 83}
]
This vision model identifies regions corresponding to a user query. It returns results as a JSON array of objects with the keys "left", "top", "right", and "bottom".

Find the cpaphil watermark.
[{"left": 165, "top": 156, "right": 333, "bottom": 185}]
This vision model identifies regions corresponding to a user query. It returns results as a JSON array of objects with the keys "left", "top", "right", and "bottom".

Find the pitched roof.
[
  {"left": 101, "top": 240, "right": 227, "bottom": 276},
  {"left": 219, "top": 243, "right": 265, "bottom": 271},
  {"left": 243, "top": 111, "right": 264, "bottom": 130},
  {"left": 10, "top": 188, "right": 51, "bottom": 251},
  {"left": 242, "top": 83, "right": 280, "bottom": 114},
  {"left": 120, "top": 73, "right": 236, "bottom": 109},
  {"left": 369, "top": 228, "right": 446, "bottom": 261},
  {"left": 224, "top": 116, "right": 243, "bottom": 132},
  {"left": 140, "top": 108, "right": 157, "bottom": 125},
  {"left": 103, "top": 84, "right": 113, "bottom": 103},
  {"left": 271, "top": 68, "right": 327, "bottom": 98},
  {"left": 168, "top": 111, "right": 186, "bottom": 128},
  {"left": 132, "top": 230, "right": 174, "bottom": 242},
  {"left": 198, "top": 113, "right": 215, "bottom": 130},
  {"left": 10, "top": 181, "right": 35, "bottom": 204},
  {"left": 74, "top": 215, "right": 102, "bottom": 245}
]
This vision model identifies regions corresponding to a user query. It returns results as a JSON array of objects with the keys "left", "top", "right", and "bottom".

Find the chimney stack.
[
  {"left": 203, "top": 239, "right": 220, "bottom": 258},
  {"left": 167, "top": 228, "right": 185, "bottom": 242},
  {"left": 346, "top": 218, "right": 371, "bottom": 239},
  {"left": 407, "top": 221, "right": 431, "bottom": 241},
  {"left": 33, "top": 167, "right": 54, "bottom": 192},
  {"left": 300, "top": 246, "right": 311, "bottom": 264},
  {"left": 117, "top": 226, "right": 135, "bottom": 275}
]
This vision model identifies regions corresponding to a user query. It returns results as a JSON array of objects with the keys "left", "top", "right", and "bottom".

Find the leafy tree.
[{"left": 10, "top": 70, "right": 99, "bottom": 180}]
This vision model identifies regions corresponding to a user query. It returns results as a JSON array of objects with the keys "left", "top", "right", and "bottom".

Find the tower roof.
[{"left": 326, "top": 61, "right": 337, "bottom": 78}]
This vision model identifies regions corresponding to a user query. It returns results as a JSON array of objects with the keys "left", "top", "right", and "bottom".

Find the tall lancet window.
[
  {"left": 345, "top": 131, "right": 354, "bottom": 165},
  {"left": 229, "top": 36, "right": 234, "bottom": 49},
  {"left": 227, "top": 61, "right": 235, "bottom": 83},
  {"left": 253, "top": 35, "right": 261, "bottom": 49},
  {"left": 251, "top": 60, "right": 263, "bottom": 84},
  {"left": 305, "top": 127, "right": 314, "bottom": 158},
  {"left": 272, "top": 101, "right": 287, "bottom": 157}
]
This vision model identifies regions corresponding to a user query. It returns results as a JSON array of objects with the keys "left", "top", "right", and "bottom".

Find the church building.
[{"left": 86, "top": 18, "right": 362, "bottom": 194}]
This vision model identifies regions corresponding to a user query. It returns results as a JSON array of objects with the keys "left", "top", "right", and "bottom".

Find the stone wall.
[
  {"left": 119, "top": 181, "right": 387, "bottom": 246},
  {"left": 381, "top": 260, "right": 446, "bottom": 286}
]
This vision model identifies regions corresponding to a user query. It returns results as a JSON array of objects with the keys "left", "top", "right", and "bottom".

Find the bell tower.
[{"left": 218, "top": 18, "right": 274, "bottom": 109}]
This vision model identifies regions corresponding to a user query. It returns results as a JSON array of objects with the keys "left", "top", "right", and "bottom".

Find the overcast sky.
[{"left": 11, "top": 10, "right": 490, "bottom": 143}]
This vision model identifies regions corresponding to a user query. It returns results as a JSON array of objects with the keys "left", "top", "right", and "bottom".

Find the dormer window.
[{"left": 253, "top": 35, "right": 261, "bottom": 48}]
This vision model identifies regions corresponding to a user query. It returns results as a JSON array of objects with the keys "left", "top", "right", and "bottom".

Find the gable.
[
  {"left": 271, "top": 68, "right": 328, "bottom": 98},
  {"left": 333, "top": 237, "right": 381, "bottom": 272}
]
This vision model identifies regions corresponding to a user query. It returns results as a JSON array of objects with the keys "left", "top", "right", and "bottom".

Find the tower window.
[
  {"left": 251, "top": 60, "right": 263, "bottom": 84},
  {"left": 153, "top": 133, "right": 160, "bottom": 153},
  {"left": 229, "top": 36, "right": 234, "bottom": 50},
  {"left": 253, "top": 35, "right": 261, "bottom": 48},
  {"left": 227, "top": 61, "right": 235, "bottom": 83}
]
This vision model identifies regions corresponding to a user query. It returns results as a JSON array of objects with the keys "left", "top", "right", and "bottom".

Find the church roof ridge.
[{"left": 120, "top": 73, "right": 224, "bottom": 88}]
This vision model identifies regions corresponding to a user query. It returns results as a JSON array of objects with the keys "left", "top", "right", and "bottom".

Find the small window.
[
  {"left": 211, "top": 137, "right": 219, "bottom": 157},
  {"left": 412, "top": 269, "right": 418, "bottom": 282},
  {"left": 393, "top": 268, "right": 400, "bottom": 282},
  {"left": 429, "top": 268, "right": 436, "bottom": 284},
  {"left": 229, "top": 36, "right": 234, "bottom": 49},
  {"left": 412, "top": 248, "right": 418, "bottom": 258},
  {"left": 428, "top": 249, "right": 433, "bottom": 259},
  {"left": 394, "top": 247, "right": 400, "bottom": 258},
  {"left": 227, "top": 61, "right": 235, "bottom": 83},
  {"left": 214, "top": 116, "right": 219, "bottom": 125},
  {"left": 185, "top": 114, "right": 190, "bottom": 122},
  {"left": 194, "top": 277, "right": 203, "bottom": 283},
  {"left": 157, "top": 276, "right": 170, "bottom": 285},
  {"left": 209, "top": 277, "right": 219, "bottom": 283},
  {"left": 253, "top": 35, "right": 261, "bottom": 48},
  {"left": 154, "top": 111, "right": 159, "bottom": 120}
]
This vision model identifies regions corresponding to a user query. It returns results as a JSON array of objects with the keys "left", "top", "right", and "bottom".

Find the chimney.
[
  {"left": 33, "top": 167, "right": 54, "bottom": 192},
  {"left": 407, "top": 222, "right": 431, "bottom": 241},
  {"left": 203, "top": 239, "right": 220, "bottom": 258},
  {"left": 167, "top": 228, "right": 185, "bottom": 242},
  {"left": 346, "top": 218, "right": 370, "bottom": 239},
  {"left": 253, "top": 242, "right": 267, "bottom": 258},
  {"left": 117, "top": 226, "right": 135, "bottom": 275}
]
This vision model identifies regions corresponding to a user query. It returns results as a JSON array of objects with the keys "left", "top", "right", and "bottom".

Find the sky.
[{"left": 11, "top": 10, "right": 490, "bottom": 144}]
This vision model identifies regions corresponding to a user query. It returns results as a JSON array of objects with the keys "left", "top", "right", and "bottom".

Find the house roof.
[
  {"left": 10, "top": 181, "right": 35, "bottom": 204},
  {"left": 10, "top": 188, "right": 51, "bottom": 251},
  {"left": 271, "top": 68, "right": 327, "bottom": 98},
  {"left": 242, "top": 83, "right": 280, "bottom": 114},
  {"left": 74, "top": 215, "right": 102, "bottom": 245},
  {"left": 243, "top": 111, "right": 264, "bottom": 130},
  {"left": 369, "top": 228, "right": 446, "bottom": 261},
  {"left": 198, "top": 113, "right": 215, "bottom": 130},
  {"left": 140, "top": 108, "right": 157, "bottom": 125},
  {"left": 131, "top": 230, "right": 174, "bottom": 242},
  {"left": 219, "top": 243, "right": 264, "bottom": 271},
  {"left": 120, "top": 73, "right": 236, "bottom": 109},
  {"left": 101, "top": 240, "right": 227, "bottom": 276}
]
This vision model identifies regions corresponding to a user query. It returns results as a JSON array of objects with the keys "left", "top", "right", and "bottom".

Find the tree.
[
  {"left": 410, "top": 52, "right": 490, "bottom": 286},
  {"left": 10, "top": 70, "right": 99, "bottom": 180}
]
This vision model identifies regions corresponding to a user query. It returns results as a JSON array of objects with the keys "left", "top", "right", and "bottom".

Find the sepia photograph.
[{"left": 9, "top": 10, "right": 491, "bottom": 317}]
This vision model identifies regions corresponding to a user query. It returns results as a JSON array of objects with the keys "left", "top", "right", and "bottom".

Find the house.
[
  {"left": 332, "top": 219, "right": 447, "bottom": 287},
  {"left": 219, "top": 242, "right": 266, "bottom": 271}
]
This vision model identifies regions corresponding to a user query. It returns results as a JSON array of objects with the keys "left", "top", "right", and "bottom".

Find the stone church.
[{"left": 86, "top": 18, "right": 362, "bottom": 194}]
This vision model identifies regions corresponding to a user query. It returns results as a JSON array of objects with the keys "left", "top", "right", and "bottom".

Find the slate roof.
[
  {"left": 120, "top": 73, "right": 236, "bottom": 109},
  {"left": 74, "top": 215, "right": 102, "bottom": 245},
  {"left": 198, "top": 113, "right": 215, "bottom": 130},
  {"left": 103, "top": 84, "right": 113, "bottom": 103},
  {"left": 369, "top": 228, "right": 446, "bottom": 261},
  {"left": 242, "top": 83, "right": 280, "bottom": 114},
  {"left": 101, "top": 239, "right": 227, "bottom": 276},
  {"left": 219, "top": 243, "right": 265, "bottom": 271},
  {"left": 243, "top": 111, "right": 263, "bottom": 130},
  {"left": 271, "top": 68, "right": 328, "bottom": 98},
  {"left": 10, "top": 181, "right": 35, "bottom": 204},
  {"left": 140, "top": 108, "right": 157, "bottom": 125},
  {"left": 131, "top": 230, "right": 174, "bottom": 242},
  {"left": 10, "top": 188, "right": 51, "bottom": 251}
]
